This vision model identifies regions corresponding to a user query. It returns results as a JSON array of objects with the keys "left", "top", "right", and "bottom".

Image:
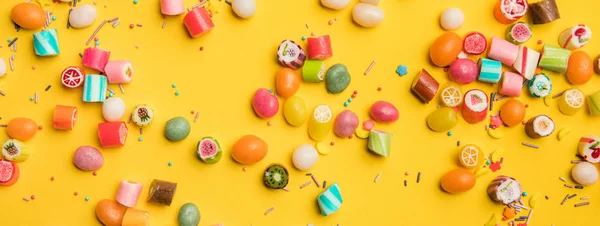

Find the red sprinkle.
[
  {"left": 491, "top": 125, "right": 497, "bottom": 129},
  {"left": 537, "top": 40, "right": 543, "bottom": 45},
  {"left": 351, "top": 94, "right": 356, "bottom": 98},
  {"left": 353, "top": 91, "right": 358, "bottom": 95},
  {"left": 31, "top": 195, "right": 35, "bottom": 200},
  {"left": 199, "top": 46, "right": 204, "bottom": 51},
  {"left": 377, "top": 87, "right": 382, "bottom": 91},
  {"left": 94, "top": 37, "right": 99, "bottom": 41},
  {"left": 50, "top": 176, "right": 55, "bottom": 181},
  {"left": 129, "top": 24, "right": 134, "bottom": 29},
  {"left": 443, "top": 67, "right": 449, "bottom": 72},
  {"left": 38, "top": 125, "right": 42, "bottom": 130},
  {"left": 348, "top": 135, "right": 353, "bottom": 139},
  {"left": 328, "top": 20, "right": 333, "bottom": 25},
  {"left": 522, "top": 120, "right": 527, "bottom": 125},
  {"left": 74, "top": 192, "right": 79, "bottom": 196},
  {"left": 525, "top": 104, "right": 529, "bottom": 108},
  {"left": 330, "top": 142, "right": 335, "bottom": 146},
  {"left": 267, "top": 121, "right": 273, "bottom": 126},
  {"left": 93, "top": 171, "right": 97, "bottom": 176},
  {"left": 191, "top": 111, "right": 195, "bottom": 114}
]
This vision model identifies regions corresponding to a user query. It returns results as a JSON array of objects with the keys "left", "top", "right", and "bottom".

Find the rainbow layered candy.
[
  {"left": 33, "top": 29, "right": 60, "bottom": 56},
  {"left": 317, "top": 183, "right": 343, "bottom": 216},
  {"left": 82, "top": 74, "right": 107, "bottom": 102}
]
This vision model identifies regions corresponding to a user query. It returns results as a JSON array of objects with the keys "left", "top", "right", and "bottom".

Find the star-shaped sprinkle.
[{"left": 396, "top": 65, "right": 408, "bottom": 76}]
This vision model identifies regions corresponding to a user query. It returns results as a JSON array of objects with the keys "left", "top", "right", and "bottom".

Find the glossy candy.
[
  {"left": 539, "top": 44, "right": 570, "bottom": 73},
  {"left": 148, "top": 179, "right": 177, "bottom": 206},
  {"left": 231, "top": 135, "right": 267, "bottom": 164},
  {"left": 178, "top": 203, "right": 201, "bottom": 226},
  {"left": 7, "top": 118, "right": 37, "bottom": 141},
  {"left": 558, "top": 88, "right": 584, "bottom": 115},
  {"left": 559, "top": 25, "right": 592, "bottom": 50},
  {"left": 98, "top": 122, "right": 128, "bottom": 148},
  {"left": 513, "top": 45, "right": 541, "bottom": 80},
  {"left": 232, "top": 0, "right": 256, "bottom": 18},
  {"left": 367, "top": 130, "right": 391, "bottom": 157},
  {"left": 116, "top": 181, "right": 143, "bottom": 207},
  {"left": 326, "top": 64, "right": 351, "bottom": 94},
  {"left": 82, "top": 48, "right": 111, "bottom": 72},
  {"left": 440, "top": 8, "right": 464, "bottom": 31},
  {"left": 448, "top": 58, "right": 478, "bottom": 84},
  {"left": 493, "top": 0, "right": 528, "bottom": 24},
  {"left": 278, "top": 40, "right": 306, "bottom": 70},
  {"left": 53, "top": 105, "right": 77, "bottom": 130},
  {"left": 488, "top": 37, "right": 518, "bottom": 66},
  {"left": 61, "top": 66, "right": 85, "bottom": 88},
  {"left": 440, "top": 168, "right": 476, "bottom": 193},
  {"left": 1, "top": 139, "right": 28, "bottom": 162},
  {"left": 500, "top": 99, "right": 526, "bottom": 127},
  {"left": 164, "top": 117, "right": 190, "bottom": 141},
  {"left": 528, "top": 74, "right": 552, "bottom": 98},
  {"left": 352, "top": 3, "right": 384, "bottom": 27},
  {"left": 529, "top": 0, "right": 560, "bottom": 24},
  {"left": 525, "top": 115, "right": 555, "bottom": 139},
  {"left": 0, "top": 160, "right": 19, "bottom": 186},
  {"left": 426, "top": 108, "right": 458, "bottom": 132},
  {"left": 302, "top": 60, "right": 325, "bottom": 82},
  {"left": 183, "top": 7, "right": 214, "bottom": 38},
  {"left": 73, "top": 146, "right": 104, "bottom": 171},
  {"left": 578, "top": 135, "right": 600, "bottom": 163},
  {"left": 321, "top": 0, "right": 350, "bottom": 9},
  {"left": 105, "top": 61, "right": 134, "bottom": 84},
  {"left": 463, "top": 32, "right": 487, "bottom": 55},
  {"left": 161, "top": 0, "right": 185, "bottom": 15},
  {"left": 33, "top": 29, "right": 60, "bottom": 56},
  {"left": 292, "top": 144, "right": 319, "bottom": 171},
  {"left": 430, "top": 32, "right": 463, "bottom": 67},
  {"left": 571, "top": 162, "right": 598, "bottom": 185},
  {"left": 566, "top": 51, "right": 593, "bottom": 85},
  {"left": 197, "top": 137, "right": 222, "bottom": 164},
  {"left": 462, "top": 89, "right": 488, "bottom": 124},
  {"left": 122, "top": 208, "right": 149, "bottom": 226},
  {"left": 499, "top": 72, "right": 523, "bottom": 97},
  {"left": 307, "top": 35, "right": 333, "bottom": 60},
  {"left": 478, "top": 58, "right": 502, "bottom": 83},
  {"left": 275, "top": 68, "right": 300, "bottom": 98},
  {"left": 283, "top": 96, "right": 308, "bottom": 126},
  {"left": 317, "top": 183, "right": 343, "bottom": 216},
  {"left": 308, "top": 105, "right": 333, "bottom": 141},
  {"left": 369, "top": 101, "right": 399, "bottom": 123},
  {"left": 95, "top": 199, "right": 127, "bottom": 226},
  {"left": 487, "top": 176, "right": 522, "bottom": 204},
  {"left": 263, "top": 164, "right": 289, "bottom": 189},
  {"left": 333, "top": 110, "right": 359, "bottom": 137},
  {"left": 439, "top": 84, "right": 463, "bottom": 107},
  {"left": 252, "top": 88, "right": 279, "bottom": 118},
  {"left": 458, "top": 145, "right": 484, "bottom": 169},
  {"left": 82, "top": 75, "right": 107, "bottom": 103},
  {"left": 506, "top": 22, "right": 532, "bottom": 44},
  {"left": 11, "top": 3, "right": 46, "bottom": 29},
  {"left": 69, "top": 4, "right": 97, "bottom": 28},
  {"left": 102, "top": 97, "right": 126, "bottom": 122},
  {"left": 411, "top": 69, "right": 439, "bottom": 103}
]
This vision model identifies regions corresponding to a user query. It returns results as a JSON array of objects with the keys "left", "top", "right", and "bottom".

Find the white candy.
[
  {"left": 102, "top": 97, "right": 126, "bottom": 122},
  {"left": 292, "top": 144, "right": 318, "bottom": 171},
  {"left": 360, "top": 0, "right": 380, "bottom": 5},
  {"left": 69, "top": 4, "right": 97, "bottom": 29},
  {"left": 572, "top": 162, "right": 598, "bottom": 185},
  {"left": 440, "top": 8, "right": 464, "bottom": 31},
  {"left": 232, "top": 0, "right": 256, "bottom": 19},
  {"left": 0, "top": 59, "right": 6, "bottom": 77},
  {"left": 321, "top": 0, "right": 350, "bottom": 10},
  {"left": 352, "top": 3, "right": 384, "bottom": 27}
]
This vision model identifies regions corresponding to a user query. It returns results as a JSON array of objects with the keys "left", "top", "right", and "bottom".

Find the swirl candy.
[
  {"left": 513, "top": 45, "right": 540, "bottom": 80},
  {"left": 411, "top": 69, "right": 439, "bottom": 103},
  {"left": 528, "top": 74, "right": 552, "bottom": 98},
  {"left": 82, "top": 48, "right": 111, "bottom": 72},
  {"left": 539, "top": 44, "right": 570, "bottom": 73},
  {"left": 488, "top": 36, "right": 518, "bottom": 66},
  {"left": 278, "top": 40, "right": 306, "bottom": 70},
  {"left": 462, "top": 89, "right": 488, "bottom": 124},
  {"left": 183, "top": 7, "right": 214, "bottom": 38},
  {"left": 82, "top": 75, "right": 107, "bottom": 103},
  {"left": 525, "top": 115, "right": 555, "bottom": 139},
  {"left": 558, "top": 25, "right": 592, "bottom": 50},
  {"left": 578, "top": 135, "right": 600, "bottom": 163},
  {"left": 33, "top": 29, "right": 60, "bottom": 56},
  {"left": 529, "top": 0, "right": 560, "bottom": 24},
  {"left": 98, "top": 122, "right": 128, "bottom": 148},
  {"left": 317, "top": 183, "right": 343, "bottom": 216},
  {"left": 161, "top": 0, "right": 185, "bottom": 15},
  {"left": 116, "top": 180, "right": 144, "bottom": 207},
  {"left": 478, "top": 58, "right": 502, "bottom": 84},
  {"left": 307, "top": 35, "right": 333, "bottom": 60},
  {"left": 53, "top": 105, "right": 77, "bottom": 130},
  {"left": 498, "top": 72, "right": 523, "bottom": 97},
  {"left": 105, "top": 61, "right": 134, "bottom": 84},
  {"left": 487, "top": 176, "right": 522, "bottom": 204}
]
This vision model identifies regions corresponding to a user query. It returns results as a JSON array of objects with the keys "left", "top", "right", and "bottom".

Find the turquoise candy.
[
  {"left": 178, "top": 203, "right": 201, "bottom": 226},
  {"left": 165, "top": 117, "right": 191, "bottom": 141},
  {"left": 528, "top": 74, "right": 552, "bottom": 98},
  {"left": 478, "top": 58, "right": 502, "bottom": 84},
  {"left": 33, "top": 29, "right": 60, "bottom": 56},
  {"left": 325, "top": 64, "right": 351, "bottom": 94},
  {"left": 317, "top": 183, "right": 343, "bottom": 216}
]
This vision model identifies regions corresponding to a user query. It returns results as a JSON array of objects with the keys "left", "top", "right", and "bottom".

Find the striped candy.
[
  {"left": 82, "top": 74, "right": 107, "bottom": 102},
  {"left": 277, "top": 40, "right": 306, "bottom": 70},
  {"left": 528, "top": 74, "right": 552, "bottom": 98},
  {"left": 513, "top": 46, "right": 540, "bottom": 80},
  {"left": 317, "top": 183, "right": 343, "bottom": 216},
  {"left": 478, "top": 58, "right": 502, "bottom": 84},
  {"left": 367, "top": 130, "right": 392, "bottom": 157},
  {"left": 33, "top": 29, "right": 60, "bottom": 56}
]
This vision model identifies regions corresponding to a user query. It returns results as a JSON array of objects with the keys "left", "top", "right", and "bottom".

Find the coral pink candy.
[
  {"left": 363, "top": 120, "right": 374, "bottom": 130},
  {"left": 160, "top": 0, "right": 184, "bottom": 15},
  {"left": 183, "top": 7, "right": 214, "bottom": 38},
  {"left": 370, "top": 101, "right": 399, "bottom": 123},
  {"left": 487, "top": 37, "right": 518, "bottom": 66},
  {"left": 448, "top": 58, "right": 479, "bottom": 84},
  {"left": 82, "top": 48, "right": 110, "bottom": 72},
  {"left": 252, "top": 88, "right": 279, "bottom": 118},
  {"left": 98, "top": 122, "right": 128, "bottom": 148},
  {"left": 499, "top": 72, "right": 523, "bottom": 97},
  {"left": 73, "top": 146, "right": 104, "bottom": 171},
  {"left": 115, "top": 180, "right": 143, "bottom": 207},
  {"left": 307, "top": 35, "right": 333, "bottom": 60},
  {"left": 334, "top": 110, "right": 359, "bottom": 137},
  {"left": 104, "top": 61, "right": 134, "bottom": 84}
]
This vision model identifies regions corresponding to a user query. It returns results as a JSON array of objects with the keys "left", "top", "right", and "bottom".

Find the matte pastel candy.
[
  {"left": 478, "top": 58, "right": 502, "bottom": 84},
  {"left": 82, "top": 74, "right": 107, "bottom": 103},
  {"left": 104, "top": 61, "right": 134, "bottom": 84},
  {"left": 69, "top": 4, "right": 97, "bottom": 28},
  {"left": 33, "top": 29, "right": 60, "bottom": 56},
  {"left": 317, "top": 183, "right": 343, "bottom": 216},
  {"left": 73, "top": 146, "right": 104, "bottom": 171},
  {"left": 161, "top": 0, "right": 185, "bottom": 15},
  {"left": 183, "top": 7, "right": 214, "bottom": 38},
  {"left": 368, "top": 130, "right": 391, "bottom": 157},
  {"left": 0, "top": 59, "right": 6, "bottom": 77},
  {"left": 487, "top": 36, "right": 518, "bottom": 66},
  {"left": 178, "top": 203, "right": 201, "bottom": 226},
  {"left": 333, "top": 110, "right": 359, "bottom": 137},
  {"left": 115, "top": 180, "right": 143, "bottom": 207},
  {"left": 538, "top": 44, "right": 570, "bottom": 73},
  {"left": 559, "top": 25, "right": 592, "bottom": 50},
  {"left": 499, "top": 72, "right": 523, "bottom": 97},
  {"left": 513, "top": 45, "right": 540, "bottom": 80},
  {"left": 165, "top": 117, "right": 191, "bottom": 141},
  {"left": 82, "top": 48, "right": 110, "bottom": 72},
  {"left": 102, "top": 97, "right": 126, "bottom": 122}
]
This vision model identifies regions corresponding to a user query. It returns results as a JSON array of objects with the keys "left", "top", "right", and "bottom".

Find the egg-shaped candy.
[
  {"left": 333, "top": 110, "right": 359, "bottom": 137},
  {"left": 102, "top": 97, "right": 126, "bottom": 122},
  {"left": 499, "top": 99, "right": 526, "bottom": 127},
  {"left": 566, "top": 51, "right": 593, "bottom": 85},
  {"left": 11, "top": 3, "right": 46, "bottom": 29},
  {"left": 7, "top": 118, "right": 37, "bottom": 141},
  {"left": 283, "top": 96, "right": 308, "bottom": 126},
  {"left": 440, "top": 168, "right": 476, "bottom": 193},
  {"left": 321, "top": 0, "right": 350, "bottom": 10},
  {"left": 448, "top": 58, "right": 478, "bottom": 84},
  {"left": 73, "top": 146, "right": 104, "bottom": 171},
  {"left": 69, "top": 4, "right": 97, "bottom": 28},
  {"left": 252, "top": 88, "right": 279, "bottom": 118},
  {"left": 369, "top": 101, "right": 399, "bottom": 123},
  {"left": 292, "top": 144, "right": 318, "bottom": 171},
  {"left": 430, "top": 32, "right": 463, "bottom": 67},
  {"left": 275, "top": 68, "right": 300, "bottom": 99},
  {"left": 232, "top": 0, "right": 256, "bottom": 19},
  {"left": 231, "top": 135, "right": 268, "bottom": 165},
  {"left": 440, "top": 8, "right": 464, "bottom": 31},
  {"left": 352, "top": 3, "right": 384, "bottom": 27},
  {"left": 426, "top": 108, "right": 458, "bottom": 132},
  {"left": 571, "top": 162, "right": 598, "bottom": 185}
]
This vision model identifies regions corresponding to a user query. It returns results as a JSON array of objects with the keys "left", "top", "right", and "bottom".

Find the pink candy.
[
  {"left": 487, "top": 36, "right": 518, "bottom": 66},
  {"left": 105, "top": 60, "right": 134, "bottom": 84},
  {"left": 184, "top": 7, "right": 214, "bottom": 38},
  {"left": 161, "top": 0, "right": 185, "bottom": 15},
  {"left": 115, "top": 180, "right": 143, "bottom": 207},
  {"left": 448, "top": 58, "right": 479, "bottom": 84},
  {"left": 82, "top": 48, "right": 110, "bottom": 72}
]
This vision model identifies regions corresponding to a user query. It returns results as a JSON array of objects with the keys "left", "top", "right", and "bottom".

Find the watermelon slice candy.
[
  {"left": 0, "top": 160, "right": 19, "bottom": 186},
  {"left": 509, "top": 23, "right": 532, "bottom": 43},
  {"left": 463, "top": 32, "right": 487, "bottom": 55}
]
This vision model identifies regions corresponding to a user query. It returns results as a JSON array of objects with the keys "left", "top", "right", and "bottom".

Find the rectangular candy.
[
  {"left": 513, "top": 45, "right": 540, "bottom": 80},
  {"left": 307, "top": 35, "right": 333, "bottom": 60},
  {"left": 317, "top": 183, "right": 343, "bottom": 216},
  {"left": 116, "top": 180, "right": 143, "bottom": 207},
  {"left": 82, "top": 75, "right": 107, "bottom": 102},
  {"left": 478, "top": 58, "right": 502, "bottom": 84},
  {"left": 105, "top": 60, "right": 134, "bottom": 84},
  {"left": 147, "top": 179, "right": 177, "bottom": 206},
  {"left": 82, "top": 47, "right": 110, "bottom": 72},
  {"left": 161, "top": 0, "right": 184, "bottom": 15},
  {"left": 53, "top": 105, "right": 77, "bottom": 130},
  {"left": 488, "top": 36, "right": 518, "bottom": 66},
  {"left": 33, "top": 29, "right": 60, "bottom": 56},
  {"left": 411, "top": 69, "right": 439, "bottom": 103},
  {"left": 98, "top": 122, "right": 128, "bottom": 148},
  {"left": 539, "top": 44, "right": 570, "bottom": 73},
  {"left": 183, "top": 7, "right": 214, "bottom": 38}
]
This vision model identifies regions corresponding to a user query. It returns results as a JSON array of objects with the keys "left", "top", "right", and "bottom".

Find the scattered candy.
[
  {"left": 69, "top": 4, "right": 97, "bottom": 28},
  {"left": 530, "top": 0, "right": 560, "bottom": 24},
  {"left": 183, "top": 7, "right": 214, "bottom": 38},
  {"left": 538, "top": 44, "right": 570, "bottom": 73},
  {"left": 506, "top": 22, "right": 532, "bottom": 44},
  {"left": 440, "top": 8, "right": 464, "bottom": 31},
  {"left": 525, "top": 115, "right": 555, "bottom": 139},
  {"left": 493, "top": 0, "right": 527, "bottom": 24},
  {"left": 430, "top": 32, "right": 463, "bottom": 67},
  {"left": 116, "top": 180, "right": 143, "bottom": 207},
  {"left": 411, "top": 69, "right": 439, "bottom": 103},
  {"left": 147, "top": 179, "right": 177, "bottom": 206},
  {"left": 488, "top": 36, "right": 518, "bottom": 66},
  {"left": 352, "top": 3, "right": 384, "bottom": 27},
  {"left": 33, "top": 29, "right": 60, "bottom": 56},
  {"left": 317, "top": 183, "right": 343, "bottom": 216},
  {"left": 558, "top": 88, "right": 584, "bottom": 115}
]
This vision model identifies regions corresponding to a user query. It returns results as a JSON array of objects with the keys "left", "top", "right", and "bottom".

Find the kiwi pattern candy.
[{"left": 263, "top": 164, "right": 289, "bottom": 189}]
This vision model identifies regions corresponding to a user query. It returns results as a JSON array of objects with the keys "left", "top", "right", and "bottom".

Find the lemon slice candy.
[
  {"left": 308, "top": 105, "right": 333, "bottom": 141},
  {"left": 558, "top": 88, "right": 584, "bottom": 115},
  {"left": 440, "top": 85, "right": 463, "bottom": 107}
]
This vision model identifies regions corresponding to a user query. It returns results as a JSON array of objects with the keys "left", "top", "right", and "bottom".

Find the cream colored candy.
[
  {"left": 360, "top": 0, "right": 380, "bottom": 5},
  {"left": 0, "top": 59, "right": 6, "bottom": 77},
  {"left": 321, "top": 0, "right": 350, "bottom": 10},
  {"left": 352, "top": 3, "right": 384, "bottom": 27},
  {"left": 232, "top": 0, "right": 256, "bottom": 19},
  {"left": 69, "top": 4, "right": 97, "bottom": 28}
]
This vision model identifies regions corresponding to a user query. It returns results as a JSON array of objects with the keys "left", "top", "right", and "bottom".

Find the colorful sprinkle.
[
  {"left": 133, "top": 0, "right": 138, "bottom": 4},
  {"left": 50, "top": 176, "right": 54, "bottom": 181},
  {"left": 199, "top": 46, "right": 204, "bottom": 51},
  {"left": 522, "top": 192, "right": 528, "bottom": 197},
  {"left": 168, "top": 162, "right": 173, "bottom": 166},
  {"left": 31, "top": 195, "right": 35, "bottom": 200},
  {"left": 93, "top": 171, "right": 97, "bottom": 176},
  {"left": 405, "top": 171, "right": 410, "bottom": 176},
  {"left": 52, "top": 16, "right": 56, "bottom": 21},
  {"left": 38, "top": 126, "right": 43, "bottom": 130},
  {"left": 328, "top": 20, "right": 333, "bottom": 25},
  {"left": 74, "top": 192, "right": 79, "bottom": 196},
  {"left": 343, "top": 102, "right": 349, "bottom": 107},
  {"left": 85, "top": 196, "right": 90, "bottom": 201},
  {"left": 447, "top": 131, "right": 453, "bottom": 136},
  {"left": 396, "top": 65, "right": 408, "bottom": 76},
  {"left": 302, "top": 36, "right": 307, "bottom": 41},
  {"left": 138, "top": 137, "right": 143, "bottom": 141},
  {"left": 374, "top": 173, "right": 381, "bottom": 182},
  {"left": 330, "top": 142, "right": 335, "bottom": 146},
  {"left": 377, "top": 87, "right": 382, "bottom": 91},
  {"left": 267, "top": 121, "right": 273, "bottom": 126},
  {"left": 129, "top": 24, "right": 134, "bottom": 29},
  {"left": 175, "top": 91, "right": 180, "bottom": 96},
  {"left": 172, "top": 83, "right": 176, "bottom": 88},
  {"left": 269, "top": 89, "right": 273, "bottom": 93},
  {"left": 347, "top": 98, "right": 352, "bottom": 102}
]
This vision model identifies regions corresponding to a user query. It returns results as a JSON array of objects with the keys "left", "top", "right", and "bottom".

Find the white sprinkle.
[
  {"left": 581, "top": 196, "right": 590, "bottom": 200},
  {"left": 525, "top": 209, "right": 534, "bottom": 224},
  {"left": 282, "top": 187, "right": 289, "bottom": 192},
  {"left": 559, "top": 177, "right": 566, "bottom": 182},
  {"left": 162, "top": 21, "right": 167, "bottom": 28},
  {"left": 107, "top": 87, "right": 115, "bottom": 94},
  {"left": 374, "top": 173, "right": 381, "bottom": 182},
  {"left": 119, "top": 84, "right": 125, "bottom": 94},
  {"left": 112, "top": 20, "right": 120, "bottom": 28}
]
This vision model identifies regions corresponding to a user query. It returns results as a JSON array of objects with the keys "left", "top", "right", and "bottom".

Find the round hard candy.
[
  {"left": 321, "top": 0, "right": 350, "bottom": 10},
  {"left": 69, "top": 4, "right": 97, "bottom": 28},
  {"left": 102, "top": 97, "right": 126, "bottom": 122},
  {"left": 165, "top": 117, "right": 191, "bottom": 141},
  {"left": 232, "top": 0, "right": 256, "bottom": 18},
  {"left": 292, "top": 144, "right": 318, "bottom": 171},
  {"left": 440, "top": 8, "right": 464, "bottom": 31},
  {"left": 73, "top": 146, "right": 104, "bottom": 171},
  {"left": 572, "top": 162, "right": 598, "bottom": 185},
  {"left": 352, "top": 3, "right": 384, "bottom": 27},
  {"left": 178, "top": 203, "right": 200, "bottom": 226}
]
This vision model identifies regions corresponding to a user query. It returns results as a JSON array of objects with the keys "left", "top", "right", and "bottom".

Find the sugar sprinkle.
[
  {"left": 300, "top": 180, "right": 311, "bottom": 189},
  {"left": 264, "top": 206, "right": 275, "bottom": 215},
  {"left": 521, "top": 142, "right": 539, "bottom": 149},
  {"left": 311, "top": 174, "right": 320, "bottom": 188},
  {"left": 374, "top": 173, "right": 380, "bottom": 182},
  {"left": 364, "top": 60, "right": 376, "bottom": 75},
  {"left": 575, "top": 202, "right": 590, "bottom": 207},
  {"left": 86, "top": 20, "right": 107, "bottom": 45}
]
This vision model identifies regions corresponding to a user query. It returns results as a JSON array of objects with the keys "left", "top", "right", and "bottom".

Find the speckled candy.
[
  {"left": 148, "top": 179, "right": 177, "bottom": 206},
  {"left": 178, "top": 203, "right": 201, "bottom": 226},
  {"left": 82, "top": 48, "right": 110, "bottom": 72},
  {"left": 73, "top": 146, "right": 104, "bottom": 171},
  {"left": 448, "top": 58, "right": 478, "bottom": 84},
  {"left": 165, "top": 117, "right": 191, "bottom": 141}
]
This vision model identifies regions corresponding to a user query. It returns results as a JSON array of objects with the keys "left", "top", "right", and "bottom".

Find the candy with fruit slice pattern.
[
  {"left": 487, "top": 176, "right": 522, "bottom": 204},
  {"left": 493, "top": 0, "right": 528, "bottom": 24},
  {"left": 0, "top": 160, "right": 19, "bottom": 186},
  {"left": 559, "top": 24, "right": 592, "bottom": 50},
  {"left": 1, "top": 139, "right": 29, "bottom": 162},
  {"left": 132, "top": 105, "right": 154, "bottom": 127},
  {"left": 197, "top": 137, "right": 222, "bottom": 164},
  {"left": 578, "top": 135, "right": 600, "bottom": 163},
  {"left": 263, "top": 164, "right": 289, "bottom": 189},
  {"left": 506, "top": 22, "right": 532, "bottom": 44},
  {"left": 462, "top": 89, "right": 488, "bottom": 124},
  {"left": 463, "top": 32, "right": 487, "bottom": 55}
]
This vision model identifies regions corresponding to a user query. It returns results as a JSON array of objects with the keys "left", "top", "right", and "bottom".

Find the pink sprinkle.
[
  {"left": 267, "top": 121, "right": 272, "bottom": 126},
  {"left": 330, "top": 142, "right": 335, "bottom": 146},
  {"left": 363, "top": 120, "right": 374, "bottom": 130},
  {"left": 93, "top": 171, "right": 97, "bottom": 176},
  {"left": 38, "top": 126, "right": 43, "bottom": 130},
  {"left": 328, "top": 20, "right": 333, "bottom": 25},
  {"left": 50, "top": 176, "right": 55, "bottom": 181},
  {"left": 377, "top": 87, "right": 382, "bottom": 91},
  {"left": 31, "top": 195, "right": 35, "bottom": 200},
  {"left": 74, "top": 192, "right": 79, "bottom": 196}
]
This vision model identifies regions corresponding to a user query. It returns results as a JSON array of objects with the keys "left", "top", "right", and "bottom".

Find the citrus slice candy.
[
  {"left": 459, "top": 144, "right": 484, "bottom": 169},
  {"left": 316, "top": 141, "right": 331, "bottom": 155},
  {"left": 355, "top": 129, "right": 370, "bottom": 139},
  {"left": 308, "top": 105, "right": 333, "bottom": 141},
  {"left": 500, "top": 0, "right": 528, "bottom": 20},
  {"left": 558, "top": 88, "right": 584, "bottom": 115},
  {"left": 440, "top": 85, "right": 463, "bottom": 107},
  {"left": 314, "top": 105, "right": 332, "bottom": 123},
  {"left": 566, "top": 89, "right": 584, "bottom": 108},
  {"left": 61, "top": 66, "right": 85, "bottom": 88}
]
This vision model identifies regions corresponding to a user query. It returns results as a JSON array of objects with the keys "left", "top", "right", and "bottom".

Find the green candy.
[
  {"left": 538, "top": 44, "right": 570, "bottom": 73},
  {"left": 367, "top": 130, "right": 392, "bottom": 157},
  {"left": 178, "top": 203, "right": 200, "bottom": 226},
  {"left": 326, "top": 64, "right": 351, "bottom": 94},
  {"left": 165, "top": 117, "right": 191, "bottom": 141}
]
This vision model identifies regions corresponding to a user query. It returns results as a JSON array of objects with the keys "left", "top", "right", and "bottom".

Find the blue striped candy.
[
  {"left": 478, "top": 58, "right": 502, "bottom": 84},
  {"left": 317, "top": 183, "right": 343, "bottom": 216},
  {"left": 33, "top": 29, "right": 60, "bottom": 56},
  {"left": 82, "top": 75, "right": 107, "bottom": 102}
]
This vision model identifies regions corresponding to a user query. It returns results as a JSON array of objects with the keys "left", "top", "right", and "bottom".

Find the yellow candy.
[
  {"left": 529, "top": 194, "right": 541, "bottom": 208},
  {"left": 475, "top": 167, "right": 491, "bottom": 178},
  {"left": 490, "top": 149, "right": 504, "bottom": 163},
  {"left": 543, "top": 95, "right": 552, "bottom": 107},
  {"left": 487, "top": 128, "right": 504, "bottom": 139},
  {"left": 308, "top": 105, "right": 333, "bottom": 141},
  {"left": 558, "top": 88, "right": 584, "bottom": 116},
  {"left": 426, "top": 108, "right": 458, "bottom": 132},
  {"left": 355, "top": 129, "right": 370, "bottom": 139},
  {"left": 557, "top": 128, "right": 572, "bottom": 141},
  {"left": 283, "top": 96, "right": 308, "bottom": 126},
  {"left": 316, "top": 141, "right": 331, "bottom": 155},
  {"left": 484, "top": 214, "right": 500, "bottom": 226}
]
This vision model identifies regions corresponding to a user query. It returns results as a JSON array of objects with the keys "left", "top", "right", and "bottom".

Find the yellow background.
[{"left": 1, "top": 0, "right": 599, "bottom": 225}]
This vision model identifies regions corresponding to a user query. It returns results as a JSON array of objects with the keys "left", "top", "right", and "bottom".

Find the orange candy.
[
  {"left": 231, "top": 135, "right": 268, "bottom": 165},
  {"left": 122, "top": 208, "right": 149, "bottom": 226},
  {"left": 95, "top": 199, "right": 128, "bottom": 226},
  {"left": 7, "top": 118, "right": 37, "bottom": 141},
  {"left": 567, "top": 51, "right": 593, "bottom": 85},
  {"left": 11, "top": 3, "right": 46, "bottom": 30},
  {"left": 275, "top": 68, "right": 300, "bottom": 99},
  {"left": 430, "top": 32, "right": 463, "bottom": 67},
  {"left": 440, "top": 168, "right": 476, "bottom": 193},
  {"left": 499, "top": 99, "right": 526, "bottom": 127}
]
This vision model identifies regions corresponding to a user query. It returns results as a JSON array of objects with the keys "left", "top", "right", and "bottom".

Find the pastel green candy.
[
  {"left": 165, "top": 117, "right": 191, "bottom": 141},
  {"left": 178, "top": 203, "right": 200, "bottom": 226},
  {"left": 587, "top": 91, "right": 600, "bottom": 116},
  {"left": 326, "top": 64, "right": 351, "bottom": 94},
  {"left": 317, "top": 183, "right": 343, "bottom": 216},
  {"left": 528, "top": 74, "right": 552, "bottom": 98},
  {"left": 367, "top": 130, "right": 391, "bottom": 157},
  {"left": 538, "top": 44, "right": 570, "bottom": 73}
]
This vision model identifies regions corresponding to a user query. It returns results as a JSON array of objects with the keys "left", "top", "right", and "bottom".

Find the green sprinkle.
[
  {"left": 302, "top": 36, "right": 307, "bottom": 41},
  {"left": 348, "top": 98, "right": 352, "bottom": 102},
  {"left": 85, "top": 196, "right": 90, "bottom": 201},
  {"left": 343, "top": 102, "right": 349, "bottom": 107},
  {"left": 168, "top": 162, "right": 173, "bottom": 166},
  {"left": 52, "top": 16, "right": 56, "bottom": 21},
  {"left": 175, "top": 91, "right": 180, "bottom": 96},
  {"left": 172, "top": 83, "right": 176, "bottom": 88},
  {"left": 138, "top": 137, "right": 143, "bottom": 141}
]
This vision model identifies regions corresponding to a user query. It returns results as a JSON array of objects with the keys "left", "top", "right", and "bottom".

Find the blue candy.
[{"left": 33, "top": 29, "right": 60, "bottom": 56}]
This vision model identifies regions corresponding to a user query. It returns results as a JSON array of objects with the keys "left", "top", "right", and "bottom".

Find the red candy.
[
  {"left": 183, "top": 7, "right": 214, "bottom": 38},
  {"left": 82, "top": 48, "right": 110, "bottom": 72},
  {"left": 0, "top": 160, "right": 20, "bottom": 186},
  {"left": 307, "top": 35, "right": 333, "bottom": 60},
  {"left": 463, "top": 32, "right": 487, "bottom": 55},
  {"left": 98, "top": 122, "right": 128, "bottom": 148}
]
